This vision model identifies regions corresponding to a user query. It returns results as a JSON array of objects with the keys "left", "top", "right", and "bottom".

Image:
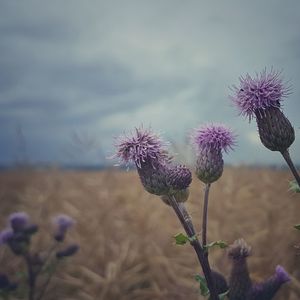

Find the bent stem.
[
  {"left": 202, "top": 183, "right": 211, "bottom": 248},
  {"left": 281, "top": 149, "right": 300, "bottom": 187},
  {"left": 168, "top": 195, "right": 219, "bottom": 300}
]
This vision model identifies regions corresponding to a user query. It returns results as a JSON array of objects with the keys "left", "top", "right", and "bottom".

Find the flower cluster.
[
  {"left": 115, "top": 126, "right": 192, "bottom": 200},
  {"left": 0, "top": 212, "right": 79, "bottom": 299}
]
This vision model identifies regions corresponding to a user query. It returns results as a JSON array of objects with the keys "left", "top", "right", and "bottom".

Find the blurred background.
[
  {"left": 1, "top": 1, "right": 300, "bottom": 300},
  {"left": 0, "top": 0, "right": 299, "bottom": 168}
]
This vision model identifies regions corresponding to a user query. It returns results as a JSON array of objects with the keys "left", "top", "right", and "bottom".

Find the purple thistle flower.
[
  {"left": 230, "top": 69, "right": 290, "bottom": 120},
  {"left": 52, "top": 214, "right": 75, "bottom": 242},
  {"left": 247, "top": 265, "right": 290, "bottom": 300},
  {"left": 0, "top": 228, "right": 14, "bottom": 246},
  {"left": 9, "top": 212, "right": 30, "bottom": 232},
  {"left": 192, "top": 124, "right": 235, "bottom": 183},
  {"left": 192, "top": 124, "right": 236, "bottom": 153},
  {"left": 114, "top": 126, "right": 170, "bottom": 168}
]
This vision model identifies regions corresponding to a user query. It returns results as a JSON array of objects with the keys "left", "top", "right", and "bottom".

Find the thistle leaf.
[
  {"left": 289, "top": 180, "right": 300, "bottom": 193},
  {"left": 195, "top": 274, "right": 209, "bottom": 296},
  {"left": 173, "top": 233, "right": 196, "bottom": 245},
  {"left": 294, "top": 224, "right": 300, "bottom": 230}
]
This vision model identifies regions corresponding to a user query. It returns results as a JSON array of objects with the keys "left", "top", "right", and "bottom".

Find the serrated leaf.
[
  {"left": 204, "top": 240, "right": 228, "bottom": 252},
  {"left": 289, "top": 180, "right": 300, "bottom": 193},
  {"left": 174, "top": 233, "right": 189, "bottom": 245},
  {"left": 195, "top": 274, "right": 209, "bottom": 296},
  {"left": 218, "top": 290, "right": 229, "bottom": 299},
  {"left": 294, "top": 224, "right": 300, "bottom": 230}
]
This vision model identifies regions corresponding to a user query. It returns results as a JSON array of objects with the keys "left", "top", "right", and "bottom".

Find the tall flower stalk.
[
  {"left": 114, "top": 126, "right": 220, "bottom": 300},
  {"left": 191, "top": 124, "right": 236, "bottom": 247},
  {"left": 230, "top": 69, "right": 300, "bottom": 187}
]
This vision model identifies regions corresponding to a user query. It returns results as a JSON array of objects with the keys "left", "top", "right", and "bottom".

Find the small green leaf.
[
  {"left": 174, "top": 233, "right": 189, "bottom": 245},
  {"left": 289, "top": 180, "right": 300, "bottom": 193},
  {"left": 294, "top": 224, "right": 300, "bottom": 230},
  {"left": 218, "top": 290, "right": 229, "bottom": 299},
  {"left": 204, "top": 240, "right": 228, "bottom": 252},
  {"left": 195, "top": 274, "right": 209, "bottom": 296},
  {"left": 173, "top": 233, "right": 197, "bottom": 245}
]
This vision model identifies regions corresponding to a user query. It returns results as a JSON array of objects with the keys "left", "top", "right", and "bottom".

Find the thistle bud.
[
  {"left": 137, "top": 161, "right": 170, "bottom": 196},
  {"left": 228, "top": 239, "right": 252, "bottom": 300},
  {"left": 196, "top": 148, "right": 224, "bottom": 184},
  {"left": 255, "top": 107, "right": 295, "bottom": 153}
]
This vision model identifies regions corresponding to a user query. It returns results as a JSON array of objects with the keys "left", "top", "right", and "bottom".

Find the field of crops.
[{"left": 0, "top": 167, "right": 300, "bottom": 299}]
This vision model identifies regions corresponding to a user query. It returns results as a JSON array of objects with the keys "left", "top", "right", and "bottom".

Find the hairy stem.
[
  {"left": 202, "top": 183, "right": 211, "bottom": 248},
  {"left": 168, "top": 196, "right": 219, "bottom": 300},
  {"left": 281, "top": 149, "right": 300, "bottom": 187}
]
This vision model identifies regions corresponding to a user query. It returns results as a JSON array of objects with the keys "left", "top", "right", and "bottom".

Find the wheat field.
[{"left": 0, "top": 167, "right": 300, "bottom": 300}]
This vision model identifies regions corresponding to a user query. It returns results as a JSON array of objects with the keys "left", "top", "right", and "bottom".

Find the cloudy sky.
[{"left": 0, "top": 0, "right": 299, "bottom": 166}]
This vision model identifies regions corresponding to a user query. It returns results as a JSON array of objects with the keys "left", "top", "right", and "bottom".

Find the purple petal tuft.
[
  {"left": 230, "top": 69, "right": 290, "bottom": 120},
  {"left": 192, "top": 124, "right": 236, "bottom": 153},
  {"left": 114, "top": 126, "right": 170, "bottom": 168}
]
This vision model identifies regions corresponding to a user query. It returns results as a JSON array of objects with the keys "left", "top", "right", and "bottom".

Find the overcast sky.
[{"left": 0, "top": 0, "right": 299, "bottom": 167}]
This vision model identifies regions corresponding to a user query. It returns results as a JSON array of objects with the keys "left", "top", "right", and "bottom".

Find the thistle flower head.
[
  {"left": 52, "top": 214, "right": 75, "bottom": 242},
  {"left": 8, "top": 212, "right": 30, "bottom": 232},
  {"left": 231, "top": 69, "right": 290, "bottom": 120},
  {"left": 114, "top": 126, "right": 170, "bottom": 168},
  {"left": 192, "top": 124, "right": 235, "bottom": 153}
]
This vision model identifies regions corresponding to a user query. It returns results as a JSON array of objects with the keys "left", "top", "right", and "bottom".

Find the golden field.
[{"left": 0, "top": 167, "right": 300, "bottom": 300}]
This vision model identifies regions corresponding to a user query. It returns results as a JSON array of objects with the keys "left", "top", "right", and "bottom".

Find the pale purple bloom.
[
  {"left": 192, "top": 124, "right": 236, "bottom": 153},
  {"left": 9, "top": 212, "right": 29, "bottom": 232},
  {"left": 53, "top": 214, "right": 75, "bottom": 242},
  {"left": 0, "top": 228, "right": 14, "bottom": 246},
  {"left": 114, "top": 126, "right": 170, "bottom": 168},
  {"left": 230, "top": 69, "right": 290, "bottom": 120}
]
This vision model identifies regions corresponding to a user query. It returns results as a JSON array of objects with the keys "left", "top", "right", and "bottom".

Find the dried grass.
[{"left": 0, "top": 167, "right": 299, "bottom": 299}]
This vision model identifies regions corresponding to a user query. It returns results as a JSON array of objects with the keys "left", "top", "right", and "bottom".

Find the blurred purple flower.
[
  {"left": 230, "top": 69, "right": 290, "bottom": 120},
  {"left": 114, "top": 126, "right": 170, "bottom": 168},
  {"left": 192, "top": 124, "right": 236, "bottom": 153},
  {"left": 0, "top": 228, "right": 14, "bottom": 246},
  {"left": 53, "top": 214, "right": 75, "bottom": 242},
  {"left": 9, "top": 212, "right": 29, "bottom": 232},
  {"left": 56, "top": 244, "right": 79, "bottom": 258}
]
